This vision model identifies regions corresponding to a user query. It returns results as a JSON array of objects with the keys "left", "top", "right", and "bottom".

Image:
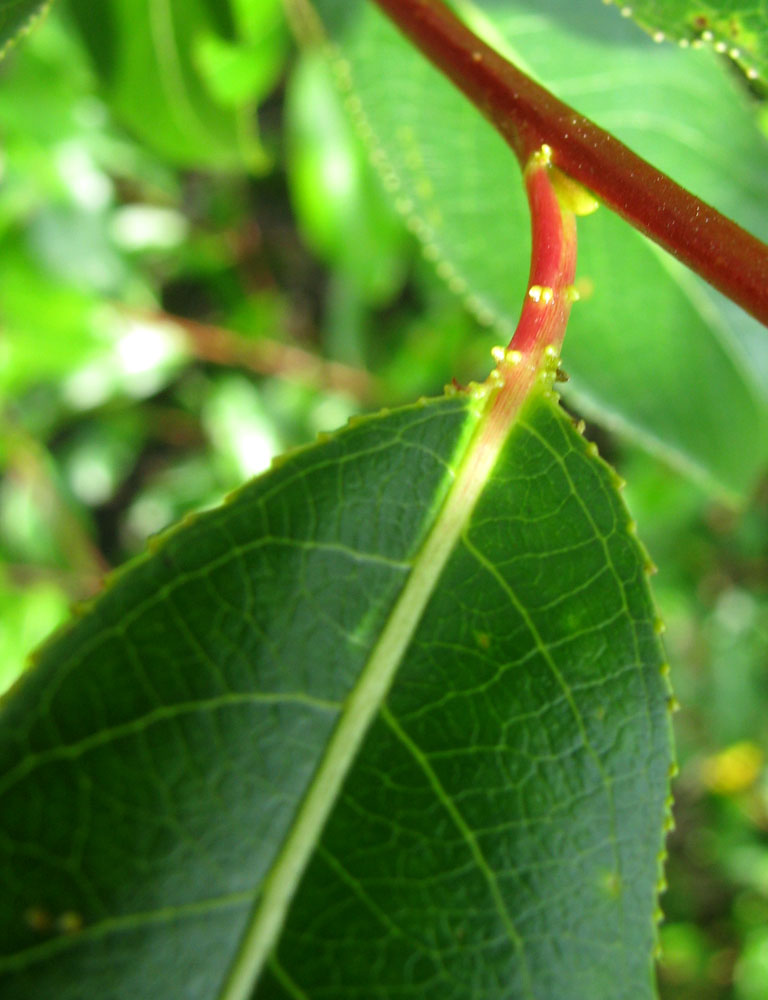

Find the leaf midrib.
[{"left": 216, "top": 390, "right": 517, "bottom": 1000}]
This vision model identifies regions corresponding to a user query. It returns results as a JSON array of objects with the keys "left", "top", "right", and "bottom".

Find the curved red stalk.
[
  {"left": 509, "top": 151, "right": 577, "bottom": 357},
  {"left": 371, "top": 0, "right": 768, "bottom": 329},
  {"left": 482, "top": 148, "right": 577, "bottom": 431}
]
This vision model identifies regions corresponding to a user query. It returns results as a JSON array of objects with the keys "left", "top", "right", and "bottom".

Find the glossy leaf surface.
[
  {"left": 0, "top": 387, "right": 671, "bottom": 999},
  {"left": 304, "top": 0, "right": 768, "bottom": 498}
]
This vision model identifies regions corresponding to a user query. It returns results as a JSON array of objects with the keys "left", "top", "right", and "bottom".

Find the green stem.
[{"left": 371, "top": 0, "right": 768, "bottom": 329}]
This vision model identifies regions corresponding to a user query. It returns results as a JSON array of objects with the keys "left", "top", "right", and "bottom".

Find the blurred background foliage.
[{"left": 1, "top": 2, "right": 768, "bottom": 997}]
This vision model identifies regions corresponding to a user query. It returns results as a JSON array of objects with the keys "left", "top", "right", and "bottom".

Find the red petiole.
[
  {"left": 371, "top": 0, "right": 768, "bottom": 329},
  {"left": 479, "top": 146, "right": 577, "bottom": 428}
]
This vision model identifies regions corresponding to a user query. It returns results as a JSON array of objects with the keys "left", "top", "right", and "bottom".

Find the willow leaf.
[{"left": 0, "top": 382, "right": 672, "bottom": 999}]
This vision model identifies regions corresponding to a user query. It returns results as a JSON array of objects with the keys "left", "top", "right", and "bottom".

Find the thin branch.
[
  {"left": 4, "top": 562, "right": 104, "bottom": 599},
  {"left": 124, "top": 308, "right": 380, "bottom": 403},
  {"left": 371, "top": 0, "right": 768, "bottom": 328}
]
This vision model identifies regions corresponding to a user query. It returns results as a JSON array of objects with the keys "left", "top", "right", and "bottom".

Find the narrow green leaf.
[
  {"left": 0, "top": 387, "right": 672, "bottom": 998},
  {"left": 303, "top": 0, "right": 768, "bottom": 498},
  {"left": 0, "top": 0, "right": 51, "bottom": 58},
  {"left": 605, "top": 0, "right": 768, "bottom": 85}
]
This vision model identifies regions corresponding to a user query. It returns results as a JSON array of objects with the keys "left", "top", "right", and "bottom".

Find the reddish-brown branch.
[
  {"left": 122, "top": 308, "right": 379, "bottom": 403},
  {"left": 371, "top": 0, "right": 768, "bottom": 328}
]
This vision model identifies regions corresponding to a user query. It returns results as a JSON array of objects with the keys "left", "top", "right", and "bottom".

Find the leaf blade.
[
  {"left": 256, "top": 392, "right": 672, "bottom": 999},
  {"left": 0, "top": 389, "right": 672, "bottom": 999}
]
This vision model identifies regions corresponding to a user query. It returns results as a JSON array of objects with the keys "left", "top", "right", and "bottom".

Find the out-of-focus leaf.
[
  {"left": 0, "top": 572, "right": 69, "bottom": 695},
  {"left": 0, "top": 250, "right": 106, "bottom": 397},
  {"left": 735, "top": 926, "right": 768, "bottom": 1000},
  {"left": 0, "top": 251, "right": 187, "bottom": 405},
  {"left": 65, "top": 0, "right": 285, "bottom": 170},
  {"left": 605, "top": 0, "right": 768, "bottom": 86},
  {"left": 28, "top": 206, "right": 125, "bottom": 293},
  {"left": 302, "top": 0, "right": 768, "bottom": 499},
  {"left": 61, "top": 412, "right": 146, "bottom": 507},
  {"left": 0, "top": 387, "right": 672, "bottom": 998},
  {"left": 202, "top": 373, "right": 281, "bottom": 479},
  {"left": 195, "top": 0, "right": 289, "bottom": 106},
  {"left": 286, "top": 51, "right": 409, "bottom": 303}
]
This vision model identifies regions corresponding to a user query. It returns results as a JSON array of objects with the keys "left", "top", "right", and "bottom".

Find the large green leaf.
[
  {"left": 0, "top": 0, "right": 50, "bottom": 57},
  {"left": 0, "top": 385, "right": 672, "bottom": 998},
  {"left": 65, "top": 0, "right": 288, "bottom": 169},
  {"left": 303, "top": 0, "right": 768, "bottom": 499},
  {"left": 605, "top": 0, "right": 768, "bottom": 85}
]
